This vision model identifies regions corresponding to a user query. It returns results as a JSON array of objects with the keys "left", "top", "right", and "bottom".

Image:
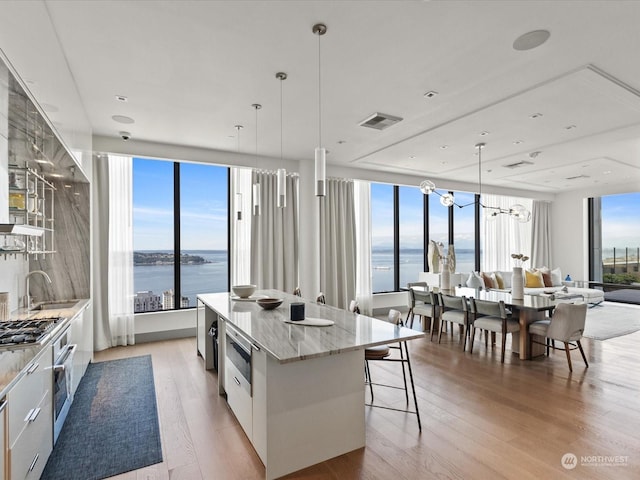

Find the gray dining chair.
[
  {"left": 469, "top": 298, "right": 519, "bottom": 363},
  {"left": 438, "top": 293, "right": 469, "bottom": 350},
  {"left": 407, "top": 282, "right": 437, "bottom": 335},
  {"left": 364, "top": 309, "right": 421, "bottom": 431},
  {"left": 528, "top": 302, "right": 589, "bottom": 372}
]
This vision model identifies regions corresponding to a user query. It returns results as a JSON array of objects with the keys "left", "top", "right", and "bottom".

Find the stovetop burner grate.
[{"left": 0, "top": 318, "right": 62, "bottom": 348}]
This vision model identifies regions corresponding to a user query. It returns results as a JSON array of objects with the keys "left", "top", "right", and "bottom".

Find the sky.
[
  {"left": 133, "top": 158, "right": 228, "bottom": 250},
  {"left": 601, "top": 192, "right": 640, "bottom": 250}
]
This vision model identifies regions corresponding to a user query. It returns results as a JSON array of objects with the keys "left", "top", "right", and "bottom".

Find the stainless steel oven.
[
  {"left": 53, "top": 326, "right": 76, "bottom": 443},
  {"left": 225, "top": 325, "right": 252, "bottom": 396}
]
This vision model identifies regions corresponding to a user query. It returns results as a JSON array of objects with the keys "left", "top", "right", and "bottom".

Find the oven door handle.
[{"left": 54, "top": 344, "right": 77, "bottom": 369}]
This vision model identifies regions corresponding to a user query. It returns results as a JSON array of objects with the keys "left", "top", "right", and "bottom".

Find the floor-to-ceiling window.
[
  {"left": 452, "top": 191, "right": 476, "bottom": 273},
  {"left": 371, "top": 183, "right": 395, "bottom": 292},
  {"left": 399, "top": 186, "right": 424, "bottom": 288},
  {"left": 133, "top": 158, "right": 229, "bottom": 312},
  {"left": 600, "top": 192, "right": 640, "bottom": 284}
]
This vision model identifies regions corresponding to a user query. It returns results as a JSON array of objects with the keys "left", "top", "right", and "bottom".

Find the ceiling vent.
[
  {"left": 359, "top": 112, "right": 403, "bottom": 130},
  {"left": 565, "top": 174, "right": 590, "bottom": 180},
  {"left": 503, "top": 160, "right": 534, "bottom": 169}
]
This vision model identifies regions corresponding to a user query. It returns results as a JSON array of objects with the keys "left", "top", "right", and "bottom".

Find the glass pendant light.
[
  {"left": 313, "top": 23, "right": 327, "bottom": 197},
  {"left": 234, "top": 125, "right": 243, "bottom": 221},
  {"left": 252, "top": 103, "right": 262, "bottom": 216},
  {"left": 276, "top": 72, "right": 287, "bottom": 208}
]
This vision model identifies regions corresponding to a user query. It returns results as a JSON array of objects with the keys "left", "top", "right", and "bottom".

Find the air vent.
[
  {"left": 359, "top": 112, "right": 403, "bottom": 130},
  {"left": 503, "top": 160, "right": 534, "bottom": 169},
  {"left": 565, "top": 174, "right": 590, "bottom": 180}
]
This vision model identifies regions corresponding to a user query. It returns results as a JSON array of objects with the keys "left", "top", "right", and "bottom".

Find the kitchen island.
[{"left": 197, "top": 290, "right": 424, "bottom": 480}]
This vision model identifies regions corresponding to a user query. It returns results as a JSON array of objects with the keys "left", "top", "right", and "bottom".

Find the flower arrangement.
[{"left": 511, "top": 253, "right": 529, "bottom": 267}]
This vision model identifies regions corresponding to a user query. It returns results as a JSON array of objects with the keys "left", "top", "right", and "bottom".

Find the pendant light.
[
  {"left": 276, "top": 72, "right": 287, "bottom": 208},
  {"left": 252, "top": 103, "right": 262, "bottom": 216},
  {"left": 234, "top": 125, "right": 243, "bottom": 221},
  {"left": 313, "top": 23, "right": 327, "bottom": 197},
  {"left": 419, "top": 142, "right": 531, "bottom": 222}
]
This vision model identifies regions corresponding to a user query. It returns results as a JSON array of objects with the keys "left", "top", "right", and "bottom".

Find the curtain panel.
[
  {"left": 93, "top": 155, "right": 135, "bottom": 350},
  {"left": 250, "top": 171, "right": 299, "bottom": 292},
  {"left": 354, "top": 180, "right": 373, "bottom": 315},
  {"left": 320, "top": 179, "right": 356, "bottom": 309},
  {"left": 531, "top": 200, "right": 552, "bottom": 268},
  {"left": 230, "top": 167, "right": 252, "bottom": 285}
]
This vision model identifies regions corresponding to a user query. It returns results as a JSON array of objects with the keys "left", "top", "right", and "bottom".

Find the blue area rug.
[{"left": 41, "top": 355, "right": 163, "bottom": 480}]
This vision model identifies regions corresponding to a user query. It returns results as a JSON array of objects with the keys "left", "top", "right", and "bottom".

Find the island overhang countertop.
[{"left": 197, "top": 290, "right": 424, "bottom": 364}]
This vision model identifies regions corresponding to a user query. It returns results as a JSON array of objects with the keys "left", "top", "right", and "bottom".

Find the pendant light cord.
[
  {"left": 280, "top": 76, "right": 283, "bottom": 161},
  {"left": 317, "top": 28, "right": 322, "bottom": 148}
]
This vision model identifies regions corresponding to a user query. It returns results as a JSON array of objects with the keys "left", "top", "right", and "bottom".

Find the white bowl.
[{"left": 232, "top": 285, "right": 256, "bottom": 298}]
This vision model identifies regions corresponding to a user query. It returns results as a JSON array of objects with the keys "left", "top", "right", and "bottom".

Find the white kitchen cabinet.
[
  {"left": 196, "top": 300, "right": 216, "bottom": 370},
  {"left": 0, "top": 397, "right": 6, "bottom": 480},
  {"left": 69, "top": 306, "right": 92, "bottom": 395},
  {"left": 224, "top": 358, "right": 252, "bottom": 439},
  {"left": 7, "top": 345, "right": 53, "bottom": 480}
]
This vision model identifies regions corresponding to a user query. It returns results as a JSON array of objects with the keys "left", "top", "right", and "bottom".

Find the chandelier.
[{"left": 419, "top": 143, "right": 531, "bottom": 223}]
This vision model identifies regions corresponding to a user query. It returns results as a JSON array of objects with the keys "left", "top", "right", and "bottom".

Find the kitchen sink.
[{"left": 30, "top": 301, "right": 79, "bottom": 311}]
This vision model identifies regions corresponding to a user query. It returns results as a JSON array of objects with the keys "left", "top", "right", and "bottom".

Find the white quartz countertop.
[{"left": 198, "top": 290, "right": 424, "bottom": 364}]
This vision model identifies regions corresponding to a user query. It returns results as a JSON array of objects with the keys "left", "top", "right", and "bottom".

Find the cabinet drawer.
[
  {"left": 9, "top": 392, "right": 53, "bottom": 480},
  {"left": 7, "top": 347, "right": 53, "bottom": 444},
  {"left": 225, "top": 360, "right": 252, "bottom": 439}
]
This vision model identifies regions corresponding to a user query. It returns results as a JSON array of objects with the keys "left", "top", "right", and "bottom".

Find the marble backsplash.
[{"left": 29, "top": 180, "right": 90, "bottom": 303}]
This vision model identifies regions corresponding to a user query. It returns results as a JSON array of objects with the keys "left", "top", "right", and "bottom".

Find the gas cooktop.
[{"left": 0, "top": 318, "right": 62, "bottom": 349}]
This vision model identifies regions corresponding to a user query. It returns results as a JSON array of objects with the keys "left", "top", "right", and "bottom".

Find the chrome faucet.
[{"left": 24, "top": 270, "right": 52, "bottom": 309}]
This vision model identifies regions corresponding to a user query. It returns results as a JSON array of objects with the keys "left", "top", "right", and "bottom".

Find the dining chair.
[
  {"left": 364, "top": 309, "right": 422, "bottom": 431},
  {"left": 437, "top": 293, "right": 469, "bottom": 350},
  {"left": 316, "top": 292, "right": 326, "bottom": 304},
  {"left": 469, "top": 298, "right": 519, "bottom": 363},
  {"left": 528, "top": 302, "right": 589, "bottom": 372},
  {"left": 407, "top": 282, "right": 437, "bottom": 335}
]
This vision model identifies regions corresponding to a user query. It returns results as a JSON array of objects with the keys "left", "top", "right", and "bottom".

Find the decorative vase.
[{"left": 512, "top": 267, "right": 524, "bottom": 300}]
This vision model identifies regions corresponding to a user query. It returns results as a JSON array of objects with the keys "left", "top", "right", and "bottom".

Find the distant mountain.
[{"left": 134, "top": 252, "right": 210, "bottom": 266}]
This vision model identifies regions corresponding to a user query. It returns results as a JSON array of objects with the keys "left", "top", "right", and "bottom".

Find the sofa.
[{"left": 463, "top": 268, "right": 605, "bottom": 306}]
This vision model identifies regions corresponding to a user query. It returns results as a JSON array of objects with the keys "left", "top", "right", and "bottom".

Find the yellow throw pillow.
[
  {"left": 525, "top": 269, "right": 544, "bottom": 288},
  {"left": 495, "top": 272, "right": 505, "bottom": 289}
]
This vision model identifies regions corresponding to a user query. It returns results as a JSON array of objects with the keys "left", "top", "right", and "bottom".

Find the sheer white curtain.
[
  {"left": 320, "top": 178, "right": 356, "bottom": 309},
  {"left": 230, "top": 167, "right": 252, "bottom": 285},
  {"left": 482, "top": 194, "right": 532, "bottom": 271},
  {"left": 94, "top": 155, "right": 135, "bottom": 350},
  {"left": 354, "top": 180, "right": 372, "bottom": 315},
  {"left": 250, "top": 170, "right": 299, "bottom": 292},
  {"left": 530, "top": 200, "right": 552, "bottom": 268}
]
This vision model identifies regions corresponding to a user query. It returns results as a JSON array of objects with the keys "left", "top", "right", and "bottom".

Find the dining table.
[{"left": 442, "top": 286, "right": 583, "bottom": 360}]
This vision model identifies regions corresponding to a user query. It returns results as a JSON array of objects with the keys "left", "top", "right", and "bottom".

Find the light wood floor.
[{"left": 98, "top": 320, "right": 640, "bottom": 480}]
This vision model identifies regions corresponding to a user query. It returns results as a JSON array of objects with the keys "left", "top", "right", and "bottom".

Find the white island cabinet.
[
  {"left": 198, "top": 290, "right": 424, "bottom": 480},
  {"left": 0, "top": 397, "right": 5, "bottom": 480}
]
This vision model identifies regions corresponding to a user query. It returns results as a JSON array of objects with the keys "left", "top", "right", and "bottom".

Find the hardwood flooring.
[{"left": 97, "top": 322, "right": 640, "bottom": 479}]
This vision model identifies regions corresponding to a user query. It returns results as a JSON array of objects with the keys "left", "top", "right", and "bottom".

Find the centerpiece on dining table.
[{"left": 511, "top": 253, "right": 529, "bottom": 300}]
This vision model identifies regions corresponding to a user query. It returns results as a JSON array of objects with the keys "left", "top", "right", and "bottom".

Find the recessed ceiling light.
[
  {"left": 409, "top": 155, "right": 416, "bottom": 159},
  {"left": 479, "top": 131, "right": 489, "bottom": 136},
  {"left": 603, "top": 170, "right": 612, "bottom": 175},
  {"left": 115, "top": 95, "right": 128, "bottom": 102},
  {"left": 564, "top": 124, "right": 577, "bottom": 130},
  {"left": 440, "top": 145, "right": 448, "bottom": 149},
  {"left": 529, "top": 113, "right": 543, "bottom": 119},
  {"left": 337, "top": 140, "right": 346, "bottom": 144},
  {"left": 513, "top": 30, "right": 551, "bottom": 51},
  {"left": 423, "top": 91, "right": 438, "bottom": 98},
  {"left": 513, "top": 140, "right": 523, "bottom": 145},
  {"left": 112, "top": 115, "right": 135, "bottom": 124}
]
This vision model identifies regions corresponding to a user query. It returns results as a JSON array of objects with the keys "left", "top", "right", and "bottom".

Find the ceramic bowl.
[
  {"left": 232, "top": 284, "right": 256, "bottom": 298},
  {"left": 257, "top": 298, "right": 283, "bottom": 310}
]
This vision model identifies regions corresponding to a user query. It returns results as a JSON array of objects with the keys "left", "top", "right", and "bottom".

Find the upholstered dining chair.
[
  {"left": 407, "top": 282, "right": 437, "bottom": 335},
  {"left": 528, "top": 302, "right": 589, "bottom": 372},
  {"left": 469, "top": 298, "right": 519, "bottom": 363},
  {"left": 437, "top": 293, "right": 469, "bottom": 350},
  {"left": 364, "top": 309, "right": 422, "bottom": 431}
]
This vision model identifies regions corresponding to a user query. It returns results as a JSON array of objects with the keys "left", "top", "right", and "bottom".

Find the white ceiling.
[{"left": 5, "top": 0, "right": 640, "bottom": 194}]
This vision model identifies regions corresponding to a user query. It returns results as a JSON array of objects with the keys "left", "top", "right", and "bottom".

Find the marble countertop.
[
  {"left": 198, "top": 290, "right": 424, "bottom": 364},
  {"left": 0, "top": 298, "right": 90, "bottom": 399}
]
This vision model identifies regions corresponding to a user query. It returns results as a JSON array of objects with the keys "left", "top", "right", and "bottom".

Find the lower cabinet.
[
  {"left": 7, "top": 345, "right": 53, "bottom": 480},
  {"left": 1, "top": 397, "right": 6, "bottom": 480},
  {"left": 225, "top": 357, "right": 253, "bottom": 439}
]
